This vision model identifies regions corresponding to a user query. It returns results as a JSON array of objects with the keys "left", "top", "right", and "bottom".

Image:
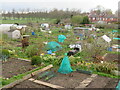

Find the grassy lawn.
[{"left": 2, "top": 18, "right": 56, "bottom": 24}]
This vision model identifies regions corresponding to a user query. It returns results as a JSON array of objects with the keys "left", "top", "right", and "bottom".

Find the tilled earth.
[{"left": 2, "top": 58, "right": 37, "bottom": 78}]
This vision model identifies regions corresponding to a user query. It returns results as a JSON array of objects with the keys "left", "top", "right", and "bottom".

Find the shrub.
[
  {"left": 25, "top": 45, "right": 38, "bottom": 57},
  {"left": 2, "top": 49, "right": 10, "bottom": 57},
  {"left": 31, "top": 56, "right": 42, "bottom": 65},
  {"left": 71, "top": 15, "right": 83, "bottom": 24},
  {"left": 95, "top": 62, "right": 118, "bottom": 74},
  {"left": 53, "top": 19, "right": 61, "bottom": 24},
  {"left": 25, "top": 43, "right": 43, "bottom": 57}
]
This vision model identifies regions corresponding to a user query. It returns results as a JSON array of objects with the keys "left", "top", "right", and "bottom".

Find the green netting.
[
  {"left": 116, "top": 81, "right": 120, "bottom": 90},
  {"left": 58, "top": 35, "right": 66, "bottom": 43},
  {"left": 58, "top": 53, "right": 73, "bottom": 74},
  {"left": 45, "top": 41, "right": 62, "bottom": 52}
]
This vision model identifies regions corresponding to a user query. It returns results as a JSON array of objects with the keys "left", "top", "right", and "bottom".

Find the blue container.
[
  {"left": 32, "top": 32, "right": 35, "bottom": 35},
  {"left": 107, "top": 47, "right": 112, "bottom": 51}
]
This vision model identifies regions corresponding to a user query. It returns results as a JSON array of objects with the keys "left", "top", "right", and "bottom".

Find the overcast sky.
[{"left": 0, "top": 0, "right": 119, "bottom": 13}]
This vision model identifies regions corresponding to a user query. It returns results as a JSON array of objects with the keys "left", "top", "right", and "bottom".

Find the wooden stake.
[
  {"left": 29, "top": 78, "right": 64, "bottom": 89},
  {"left": 1, "top": 64, "right": 53, "bottom": 89}
]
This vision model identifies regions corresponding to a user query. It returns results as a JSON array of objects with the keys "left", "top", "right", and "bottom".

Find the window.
[
  {"left": 111, "top": 18, "right": 113, "bottom": 20},
  {"left": 93, "top": 18, "right": 95, "bottom": 20}
]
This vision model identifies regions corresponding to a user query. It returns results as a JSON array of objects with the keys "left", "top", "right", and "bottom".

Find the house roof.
[{"left": 89, "top": 14, "right": 117, "bottom": 18}]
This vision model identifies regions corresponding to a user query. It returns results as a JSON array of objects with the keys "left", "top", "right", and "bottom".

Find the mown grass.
[{"left": 2, "top": 18, "right": 56, "bottom": 24}]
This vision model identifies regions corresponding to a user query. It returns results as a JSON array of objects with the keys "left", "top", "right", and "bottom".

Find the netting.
[
  {"left": 58, "top": 53, "right": 73, "bottom": 74},
  {"left": 45, "top": 41, "right": 62, "bottom": 52},
  {"left": 116, "top": 81, "right": 120, "bottom": 90},
  {"left": 58, "top": 35, "right": 66, "bottom": 43}
]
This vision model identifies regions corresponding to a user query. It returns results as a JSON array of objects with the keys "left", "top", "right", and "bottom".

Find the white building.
[{"left": 5, "top": 29, "right": 21, "bottom": 39}]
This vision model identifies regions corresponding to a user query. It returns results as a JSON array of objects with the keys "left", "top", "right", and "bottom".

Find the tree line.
[{"left": 2, "top": 8, "right": 82, "bottom": 20}]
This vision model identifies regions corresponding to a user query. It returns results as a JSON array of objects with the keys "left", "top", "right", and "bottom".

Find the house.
[
  {"left": 4, "top": 29, "right": 21, "bottom": 39},
  {"left": 88, "top": 12, "right": 118, "bottom": 23}
]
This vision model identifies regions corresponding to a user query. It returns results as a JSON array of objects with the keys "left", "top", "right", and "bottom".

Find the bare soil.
[
  {"left": 11, "top": 80, "right": 55, "bottom": 89},
  {"left": 34, "top": 70, "right": 91, "bottom": 88},
  {"left": 2, "top": 58, "right": 37, "bottom": 78},
  {"left": 86, "top": 76, "right": 119, "bottom": 88},
  {"left": 33, "top": 69, "right": 119, "bottom": 88},
  {"left": 104, "top": 53, "right": 119, "bottom": 63}
]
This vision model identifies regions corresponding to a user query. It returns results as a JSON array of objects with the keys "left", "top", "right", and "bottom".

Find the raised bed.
[
  {"left": 2, "top": 58, "right": 37, "bottom": 78},
  {"left": 33, "top": 70, "right": 92, "bottom": 88},
  {"left": 1, "top": 65, "right": 53, "bottom": 89},
  {"left": 11, "top": 80, "right": 54, "bottom": 89},
  {"left": 104, "top": 53, "right": 119, "bottom": 63},
  {"left": 86, "top": 76, "right": 119, "bottom": 88}
]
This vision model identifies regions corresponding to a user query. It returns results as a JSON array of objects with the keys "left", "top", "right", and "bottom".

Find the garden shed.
[
  {"left": 0, "top": 24, "right": 14, "bottom": 33},
  {"left": 64, "top": 24, "right": 72, "bottom": 30},
  {"left": 5, "top": 29, "right": 21, "bottom": 39},
  {"left": 41, "top": 23, "right": 49, "bottom": 30}
]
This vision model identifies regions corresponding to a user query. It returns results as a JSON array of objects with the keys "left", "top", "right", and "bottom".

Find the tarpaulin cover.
[
  {"left": 58, "top": 53, "right": 73, "bottom": 74},
  {"left": 58, "top": 35, "right": 66, "bottom": 43},
  {"left": 112, "top": 30, "right": 118, "bottom": 33},
  {"left": 113, "top": 38, "right": 120, "bottom": 40},
  {"left": 102, "top": 35, "right": 111, "bottom": 43},
  {"left": 116, "top": 81, "right": 120, "bottom": 90},
  {"left": 32, "top": 32, "right": 35, "bottom": 35},
  {"left": 45, "top": 41, "right": 62, "bottom": 52},
  {"left": 47, "top": 50, "right": 52, "bottom": 54}
]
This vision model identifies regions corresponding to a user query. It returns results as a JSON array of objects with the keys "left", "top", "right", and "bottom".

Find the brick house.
[{"left": 88, "top": 12, "right": 118, "bottom": 23}]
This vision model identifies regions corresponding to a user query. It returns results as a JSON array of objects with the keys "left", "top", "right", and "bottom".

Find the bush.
[
  {"left": 71, "top": 15, "right": 83, "bottom": 24},
  {"left": 25, "top": 43, "right": 43, "bottom": 57},
  {"left": 31, "top": 56, "right": 42, "bottom": 65},
  {"left": 95, "top": 62, "right": 118, "bottom": 74},
  {"left": 2, "top": 49, "right": 10, "bottom": 57},
  {"left": 25, "top": 45, "right": 38, "bottom": 57}
]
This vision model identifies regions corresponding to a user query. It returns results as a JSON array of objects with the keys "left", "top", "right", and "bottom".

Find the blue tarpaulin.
[
  {"left": 47, "top": 50, "right": 52, "bottom": 54},
  {"left": 32, "top": 32, "right": 35, "bottom": 35}
]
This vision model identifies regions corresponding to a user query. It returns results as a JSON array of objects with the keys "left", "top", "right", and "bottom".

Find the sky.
[{"left": 0, "top": 0, "right": 119, "bottom": 13}]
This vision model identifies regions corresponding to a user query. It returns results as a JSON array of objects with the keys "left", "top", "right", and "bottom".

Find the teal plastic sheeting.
[
  {"left": 58, "top": 35, "right": 66, "bottom": 43},
  {"left": 45, "top": 41, "right": 62, "bottom": 52},
  {"left": 58, "top": 53, "right": 73, "bottom": 74},
  {"left": 112, "top": 30, "right": 118, "bottom": 33},
  {"left": 116, "top": 81, "right": 120, "bottom": 90},
  {"left": 113, "top": 38, "right": 120, "bottom": 40}
]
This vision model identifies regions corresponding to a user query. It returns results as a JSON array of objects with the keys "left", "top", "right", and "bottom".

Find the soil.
[
  {"left": 86, "top": 76, "right": 119, "bottom": 88},
  {"left": 11, "top": 80, "right": 55, "bottom": 89},
  {"left": 34, "top": 70, "right": 91, "bottom": 88},
  {"left": 2, "top": 58, "right": 37, "bottom": 78},
  {"left": 104, "top": 53, "right": 119, "bottom": 63},
  {"left": 33, "top": 69, "right": 119, "bottom": 88}
]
